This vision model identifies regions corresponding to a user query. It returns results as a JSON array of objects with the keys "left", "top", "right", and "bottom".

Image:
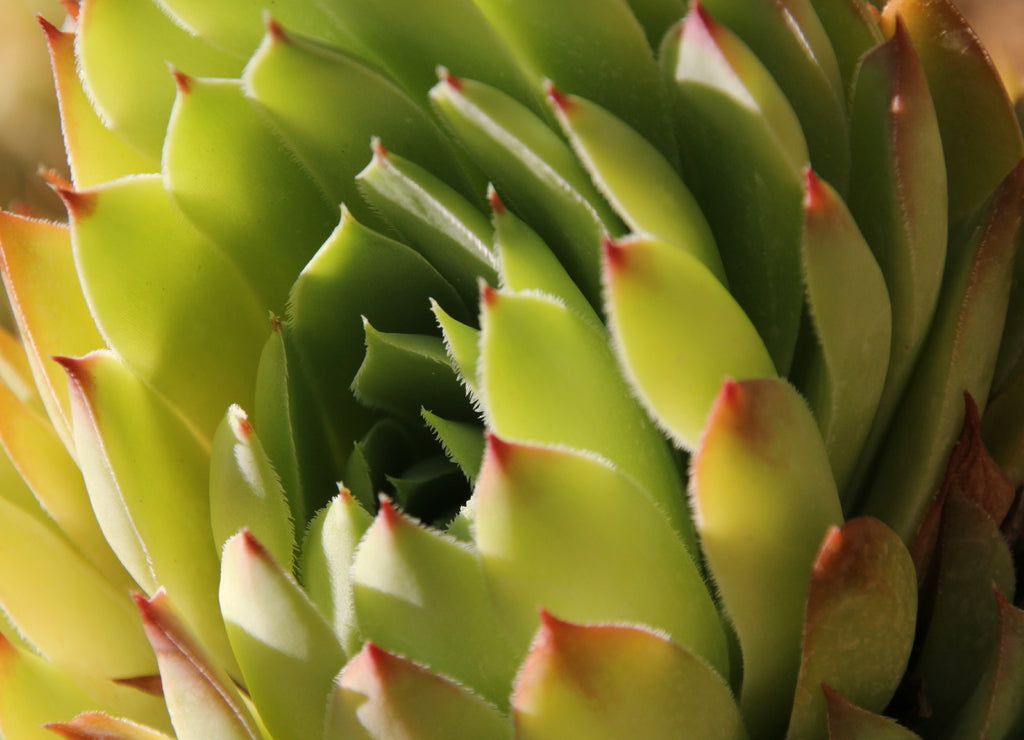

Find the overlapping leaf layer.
[{"left": 1, "top": 0, "right": 1023, "bottom": 738}]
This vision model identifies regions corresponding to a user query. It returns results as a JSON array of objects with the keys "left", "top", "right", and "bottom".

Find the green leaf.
[
  {"left": 325, "top": 643, "right": 511, "bottom": 740},
  {"left": 209, "top": 405, "right": 295, "bottom": 570},
  {"left": 63, "top": 175, "right": 269, "bottom": 441},
  {"left": 429, "top": 73, "right": 621, "bottom": 308},
  {"left": 135, "top": 591, "right": 260, "bottom": 740},
  {"left": 431, "top": 299, "right": 481, "bottom": 402},
  {"left": 469, "top": 0, "right": 678, "bottom": 162},
  {"left": 691, "top": 377, "right": 843, "bottom": 739},
  {"left": 355, "top": 142, "right": 498, "bottom": 306},
  {"left": 478, "top": 287, "right": 696, "bottom": 551},
  {"left": 602, "top": 234, "right": 776, "bottom": 451},
  {"left": 797, "top": 170, "right": 891, "bottom": 495},
  {"left": 910, "top": 494, "right": 1016, "bottom": 737},
  {"left": 863, "top": 161, "right": 1024, "bottom": 542},
  {"left": 951, "top": 589, "right": 1024, "bottom": 740},
  {"left": 61, "top": 351, "right": 235, "bottom": 675},
  {"left": 163, "top": 75, "right": 339, "bottom": 312},
  {"left": 220, "top": 530, "right": 346, "bottom": 740},
  {"left": 40, "top": 19, "right": 157, "bottom": 187},
  {"left": 299, "top": 490, "right": 373, "bottom": 655},
  {"left": 286, "top": 209, "right": 467, "bottom": 497},
  {"left": 547, "top": 86, "right": 727, "bottom": 284},
  {"left": 697, "top": 0, "right": 849, "bottom": 187},
  {"left": 342, "top": 419, "right": 421, "bottom": 514},
  {"left": 785, "top": 518, "right": 916, "bottom": 740},
  {"left": 473, "top": 435, "right": 728, "bottom": 679},
  {"left": 351, "top": 498, "right": 520, "bottom": 708},
  {"left": 824, "top": 687, "right": 922, "bottom": 740},
  {"left": 0, "top": 495, "right": 154, "bottom": 680},
  {"left": 0, "top": 635, "right": 169, "bottom": 740},
  {"left": 881, "top": 0, "right": 1024, "bottom": 230},
  {"left": 0, "top": 213, "right": 103, "bottom": 452},
  {"left": 666, "top": 8, "right": 807, "bottom": 373},
  {"left": 244, "top": 24, "right": 483, "bottom": 230},
  {"left": 805, "top": 0, "right": 883, "bottom": 99},
  {"left": 0, "top": 377, "right": 129, "bottom": 589},
  {"left": 488, "top": 187, "right": 600, "bottom": 329},
  {"left": 622, "top": 0, "right": 688, "bottom": 50},
  {"left": 76, "top": 0, "right": 243, "bottom": 159},
  {"left": 352, "top": 320, "right": 474, "bottom": 423},
  {"left": 421, "top": 410, "right": 485, "bottom": 484},
  {"left": 513, "top": 614, "right": 746, "bottom": 740},
  {"left": 844, "top": 21, "right": 947, "bottom": 497}
]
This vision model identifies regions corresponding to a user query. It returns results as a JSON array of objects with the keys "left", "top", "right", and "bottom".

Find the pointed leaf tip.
[
  {"left": 237, "top": 528, "right": 265, "bottom": 557},
  {"left": 437, "top": 66, "right": 462, "bottom": 91},
  {"left": 41, "top": 168, "right": 73, "bottom": 190},
  {"left": 171, "top": 69, "right": 190, "bottom": 94},
  {"left": 487, "top": 185, "right": 504, "bottom": 215},
  {"left": 602, "top": 235, "right": 628, "bottom": 270},
  {"left": 227, "top": 404, "right": 253, "bottom": 440},
  {"left": 51, "top": 354, "right": 93, "bottom": 392},
  {"left": 484, "top": 432, "right": 513, "bottom": 468},
  {"left": 370, "top": 137, "right": 388, "bottom": 160},
  {"left": 377, "top": 495, "right": 401, "bottom": 527},
  {"left": 544, "top": 82, "right": 573, "bottom": 113},
  {"left": 812, "top": 525, "right": 845, "bottom": 573},
  {"left": 55, "top": 188, "right": 96, "bottom": 219},
  {"left": 481, "top": 281, "right": 498, "bottom": 307},
  {"left": 36, "top": 14, "right": 61, "bottom": 39},
  {"left": 803, "top": 168, "right": 827, "bottom": 209},
  {"left": 59, "top": 0, "right": 79, "bottom": 21},
  {"left": 264, "top": 14, "right": 287, "bottom": 42}
]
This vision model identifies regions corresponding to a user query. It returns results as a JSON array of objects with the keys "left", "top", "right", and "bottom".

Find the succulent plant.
[{"left": 1, "top": 0, "right": 1023, "bottom": 738}]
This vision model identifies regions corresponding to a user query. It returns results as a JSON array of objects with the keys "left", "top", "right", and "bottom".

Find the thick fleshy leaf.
[
  {"left": 468, "top": 0, "right": 678, "bottom": 162},
  {"left": 603, "top": 234, "right": 776, "bottom": 451},
  {"left": 386, "top": 455, "right": 467, "bottom": 524},
  {"left": 0, "top": 377, "right": 128, "bottom": 586},
  {"left": 488, "top": 187, "right": 599, "bottom": 329},
  {"left": 691, "top": 377, "right": 844, "bottom": 739},
  {"left": 863, "top": 160, "right": 1024, "bottom": 542},
  {"left": 63, "top": 175, "right": 269, "bottom": 441},
  {"left": 244, "top": 22, "right": 483, "bottom": 229},
  {"left": 341, "top": 419, "right": 421, "bottom": 514},
  {"left": 951, "top": 589, "right": 1024, "bottom": 740},
  {"left": 421, "top": 410, "right": 485, "bottom": 484},
  {"left": 547, "top": 86, "right": 726, "bottom": 284},
  {"left": 220, "top": 530, "right": 346, "bottom": 740},
  {"left": 355, "top": 141, "right": 497, "bottom": 305},
  {"left": 513, "top": 614, "right": 746, "bottom": 740},
  {"left": 983, "top": 362, "right": 1024, "bottom": 488},
  {"left": 881, "top": 0, "right": 1024, "bottom": 230},
  {"left": 299, "top": 490, "right": 373, "bottom": 655},
  {"left": 209, "top": 405, "right": 295, "bottom": 570},
  {"left": 696, "top": 0, "right": 848, "bottom": 187},
  {"left": 623, "top": 0, "right": 688, "bottom": 49},
  {"left": 286, "top": 210, "right": 467, "bottom": 499},
  {"left": 786, "top": 518, "right": 916, "bottom": 740},
  {"left": 352, "top": 321, "right": 473, "bottom": 423},
  {"left": 135, "top": 591, "right": 260, "bottom": 740},
  {"left": 40, "top": 18, "right": 157, "bottom": 187},
  {"left": 47, "top": 713, "right": 173, "bottom": 740},
  {"left": 478, "top": 287, "right": 695, "bottom": 550},
  {"left": 666, "top": 8, "right": 807, "bottom": 373},
  {"left": 429, "top": 72, "right": 621, "bottom": 307},
  {"left": 824, "top": 687, "right": 922, "bottom": 740},
  {"left": 797, "top": 170, "right": 891, "bottom": 495},
  {"left": 911, "top": 493, "right": 1016, "bottom": 736},
  {"left": 76, "top": 0, "right": 243, "bottom": 159},
  {"left": 325, "top": 642, "right": 511, "bottom": 740},
  {"left": 0, "top": 326, "right": 35, "bottom": 406},
  {"left": 431, "top": 299, "right": 481, "bottom": 402},
  {"left": 0, "top": 496, "right": 153, "bottom": 680},
  {"left": 474, "top": 436, "right": 728, "bottom": 678},
  {"left": 807, "top": 0, "right": 883, "bottom": 97},
  {"left": 351, "top": 498, "right": 520, "bottom": 708},
  {"left": 0, "top": 635, "right": 169, "bottom": 740},
  {"left": 844, "top": 20, "right": 947, "bottom": 496},
  {"left": 0, "top": 213, "right": 103, "bottom": 451},
  {"left": 163, "top": 75, "right": 339, "bottom": 312},
  {"left": 61, "top": 351, "right": 234, "bottom": 673}
]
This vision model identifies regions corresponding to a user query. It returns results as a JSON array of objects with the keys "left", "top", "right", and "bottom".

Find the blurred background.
[{"left": 0, "top": 0, "right": 1020, "bottom": 220}]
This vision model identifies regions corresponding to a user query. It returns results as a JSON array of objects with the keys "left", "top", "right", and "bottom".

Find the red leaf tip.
[
  {"left": 228, "top": 404, "right": 253, "bottom": 440},
  {"left": 171, "top": 69, "right": 191, "bottom": 94},
  {"left": 487, "top": 184, "right": 504, "bottom": 215},
  {"left": 803, "top": 167, "right": 827, "bottom": 210},
  {"left": 544, "top": 82, "right": 574, "bottom": 114},
  {"left": 480, "top": 281, "right": 498, "bottom": 308},
  {"left": 437, "top": 66, "right": 462, "bottom": 91},
  {"left": 371, "top": 137, "right": 388, "bottom": 161},
  {"left": 238, "top": 528, "right": 266, "bottom": 558},
  {"left": 55, "top": 187, "right": 96, "bottom": 219},
  {"left": 36, "top": 14, "right": 62, "bottom": 38},
  {"left": 602, "top": 234, "right": 629, "bottom": 271},
  {"left": 378, "top": 495, "right": 400, "bottom": 527},
  {"left": 60, "top": 0, "right": 80, "bottom": 21},
  {"left": 485, "top": 432, "right": 514, "bottom": 468},
  {"left": 265, "top": 14, "right": 287, "bottom": 42},
  {"left": 51, "top": 355, "right": 92, "bottom": 392},
  {"left": 337, "top": 483, "right": 355, "bottom": 504}
]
